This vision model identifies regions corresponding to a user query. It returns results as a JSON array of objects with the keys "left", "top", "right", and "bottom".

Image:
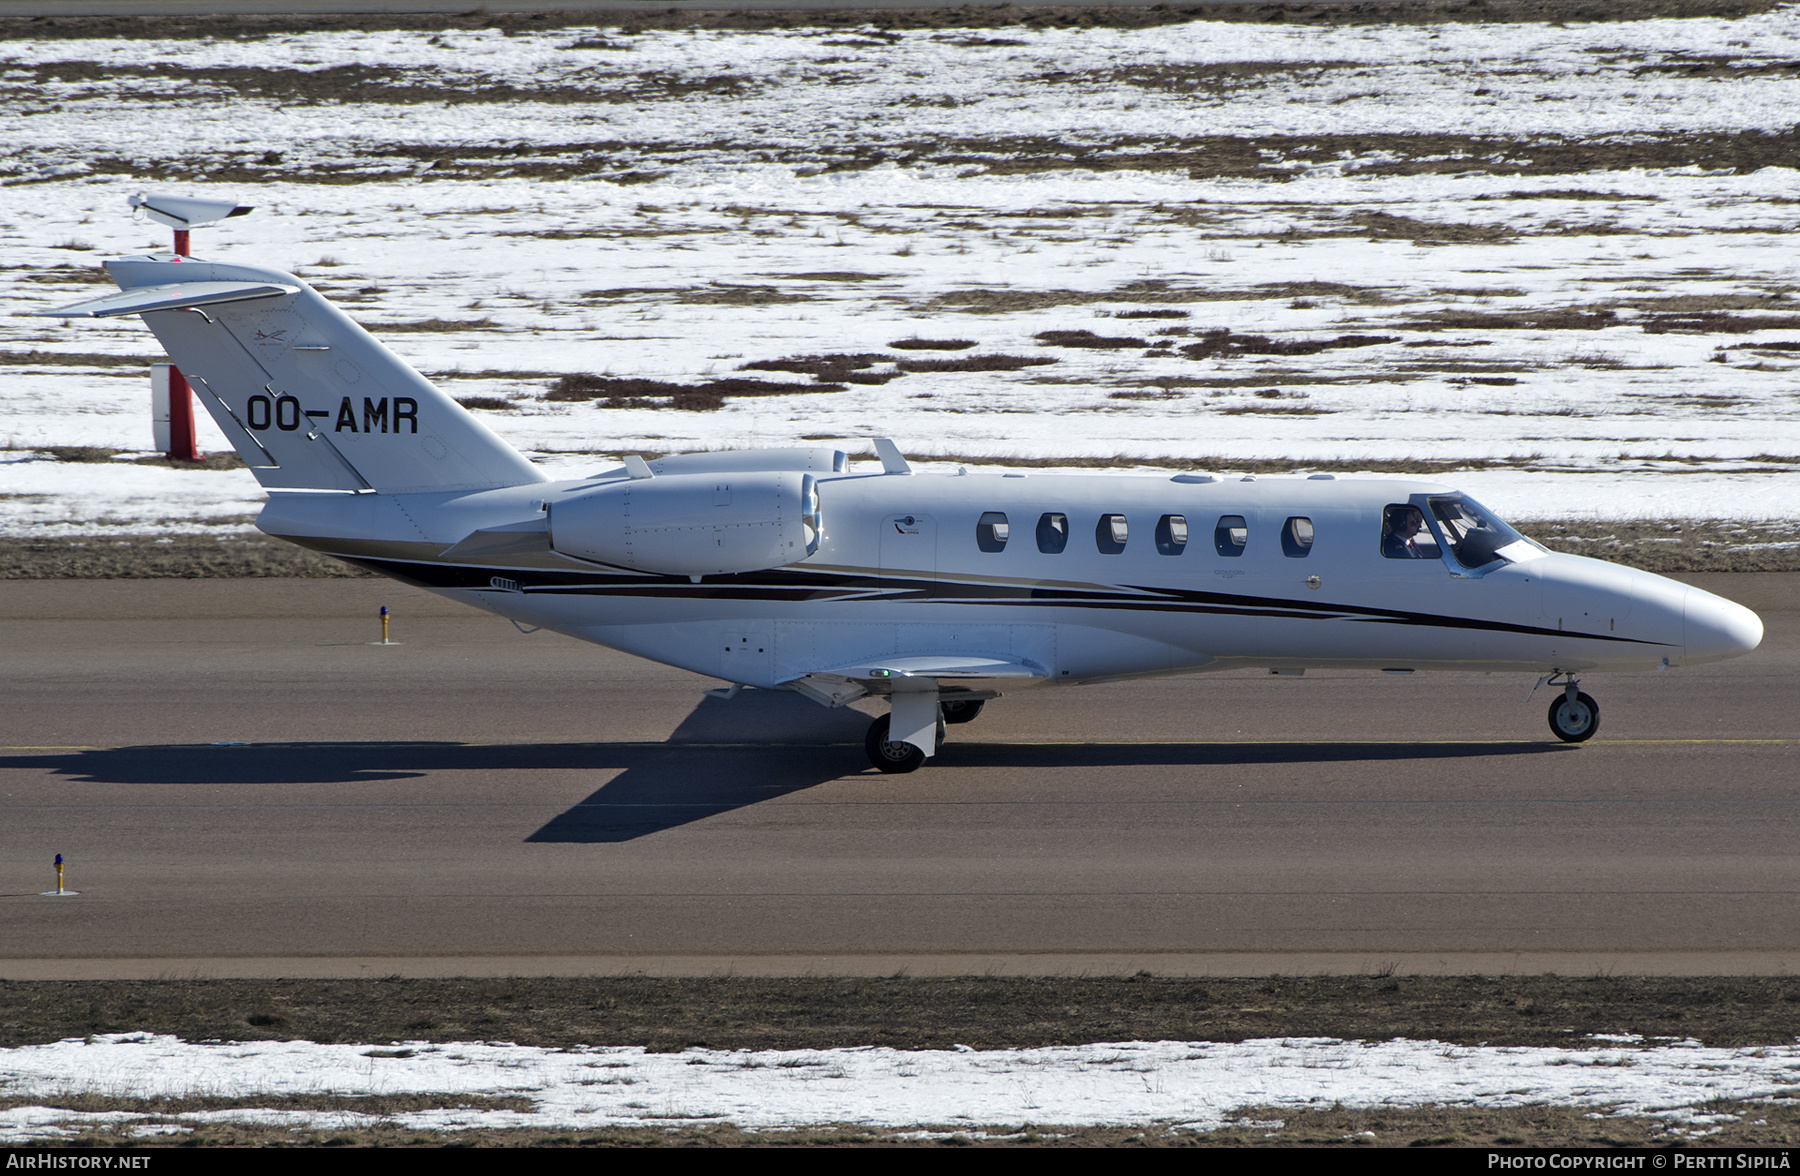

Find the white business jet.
[{"left": 42, "top": 251, "right": 1764, "bottom": 772}]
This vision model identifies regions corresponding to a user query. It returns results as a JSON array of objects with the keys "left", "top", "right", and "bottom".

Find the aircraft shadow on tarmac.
[{"left": 5, "top": 691, "right": 1567, "bottom": 843}]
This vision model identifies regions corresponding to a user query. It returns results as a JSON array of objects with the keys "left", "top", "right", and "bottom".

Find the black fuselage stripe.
[{"left": 338, "top": 556, "right": 1666, "bottom": 647}]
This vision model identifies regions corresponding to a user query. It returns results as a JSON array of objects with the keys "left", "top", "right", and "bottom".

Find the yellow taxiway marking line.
[
  {"left": 939, "top": 738, "right": 1800, "bottom": 747},
  {"left": 1599, "top": 739, "right": 1800, "bottom": 745}
]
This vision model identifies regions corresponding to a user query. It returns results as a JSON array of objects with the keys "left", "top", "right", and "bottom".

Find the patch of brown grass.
[
  {"left": 739, "top": 353, "right": 894, "bottom": 382},
  {"left": 7, "top": 974, "right": 1800, "bottom": 1054},
  {"left": 1, "top": 1, "right": 1785, "bottom": 42},
  {"left": 895, "top": 354, "right": 1057, "bottom": 372},
  {"left": 1034, "top": 329, "right": 1147, "bottom": 350},
  {"left": 365, "top": 317, "right": 497, "bottom": 333},
  {"left": 890, "top": 338, "right": 977, "bottom": 351},
  {"left": 1644, "top": 312, "right": 1800, "bottom": 334},
  {"left": 1349, "top": 210, "right": 1512, "bottom": 243},
  {"left": 1402, "top": 309, "right": 1619, "bottom": 331},
  {"left": 1525, "top": 518, "right": 1800, "bottom": 572},
  {"left": 0, "top": 534, "right": 370, "bottom": 579},
  {"left": 789, "top": 271, "right": 889, "bottom": 283},
  {"left": 0, "top": 349, "right": 158, "bottom": 368},
  {"left": 545, "top": 373, "right": 841, "bottom": 410},
  {"left": 674, "top": 285, "right": 813, "bottom": 306},
  {"left": 41, "top": 445, "right": 119, "bottom": 463},
  {"left": 1179, "top": 329, "right": 1399, "bottom": 359}
]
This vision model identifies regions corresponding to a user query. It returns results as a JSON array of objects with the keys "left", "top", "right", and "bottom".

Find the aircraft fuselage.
[{"left": 258, "top": 467, "right": 1761, "bottom": 695}]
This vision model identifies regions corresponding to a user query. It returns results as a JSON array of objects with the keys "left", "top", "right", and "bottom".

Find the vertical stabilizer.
[{"left": 65, "top": 256, "right": 548, "bottom": 494}]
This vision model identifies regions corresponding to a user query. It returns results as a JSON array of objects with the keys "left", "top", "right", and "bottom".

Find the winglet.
[{"left": 871, "top": 437, "right": 911, "bottom": 475}]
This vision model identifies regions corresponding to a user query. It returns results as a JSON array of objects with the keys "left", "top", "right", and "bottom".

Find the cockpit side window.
[
  {"left": 1428, "top": 496, "right": 1531, "bottom": 570},
  {"left": 1381, "top": 505, "right": 1440, "bottom": 560}
]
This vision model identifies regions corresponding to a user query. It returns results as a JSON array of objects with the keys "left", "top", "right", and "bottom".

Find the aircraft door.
[{"left": 879, "top": 514, "right": 937, "bottom": 584}]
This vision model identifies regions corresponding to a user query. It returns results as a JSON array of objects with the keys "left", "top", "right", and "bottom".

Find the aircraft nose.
[{"left": 1684, "top": 587, "right": 1763, "bottom": 664}]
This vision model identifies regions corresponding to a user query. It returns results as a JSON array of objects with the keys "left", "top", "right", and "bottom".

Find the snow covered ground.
[
  {"left": 3, "top": 12, "right": 1799, "bottom": 533},
  {"left": 1, "top": 1033, "right": 1793, "bottom": 1140}
]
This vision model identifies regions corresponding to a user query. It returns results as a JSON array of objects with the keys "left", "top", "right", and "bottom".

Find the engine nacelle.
[{"left": 549, "top": 470, "right": 820, "bottom": 576}]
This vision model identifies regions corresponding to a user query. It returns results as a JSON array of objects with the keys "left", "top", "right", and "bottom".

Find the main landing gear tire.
[
  {"left": 940, "top": 699, "right": 985, "bottom": 725},
  {"left": 866, "top": 713, "right": 931, "bottom": 773},
  {"left": 1547, "top": 691, "right": 1600, "bottom": 743}
]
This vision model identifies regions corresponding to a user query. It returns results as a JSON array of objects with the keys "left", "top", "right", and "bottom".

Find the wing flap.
[{"left": 34, "top": 280, "right": 299, "bottom": 319}]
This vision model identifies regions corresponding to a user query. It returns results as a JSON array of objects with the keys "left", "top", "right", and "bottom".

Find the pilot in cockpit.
[{"left": 1381, "top": 505, "right": 1435, "bottom": 559}]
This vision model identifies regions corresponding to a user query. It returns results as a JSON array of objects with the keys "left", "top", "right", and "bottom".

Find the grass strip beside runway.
[{"left": 6, "top": 974, "right": 1800, "bottom": 1051}]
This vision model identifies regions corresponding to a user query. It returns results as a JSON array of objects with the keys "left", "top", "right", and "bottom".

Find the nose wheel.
[{"left": 1547, "top": 690, "right": 1600, "bottom": 743}]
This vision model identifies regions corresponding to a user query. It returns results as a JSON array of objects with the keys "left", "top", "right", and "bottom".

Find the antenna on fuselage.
[{"left": 871, "top": 437, "right": 911, "bottom": 475}]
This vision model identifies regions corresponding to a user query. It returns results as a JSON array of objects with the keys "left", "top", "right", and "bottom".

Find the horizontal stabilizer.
[
  {"left": 813, "top": 655, "right": 1046, "bottom": 681},
  {"left": 35, "top": 280, "right": 298, "bottom": 319}
]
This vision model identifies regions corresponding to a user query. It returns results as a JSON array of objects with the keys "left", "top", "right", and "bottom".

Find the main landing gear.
[
  {"left": 865, "top": 695, "right": 984, "bottom": 773},
  {"left": 1545, "top": 677, "right": 1600, "bottom": 743},
  {"left": 940, "top": 698, "right": 985, "bottom": 725},
  {"left": 865, "top": 712, "right": 943, "bottom": 773}
]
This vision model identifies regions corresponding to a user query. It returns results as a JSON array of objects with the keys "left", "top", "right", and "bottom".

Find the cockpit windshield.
[{"left": 1426, "top": 495, "right": 1540, "bottom": 570}]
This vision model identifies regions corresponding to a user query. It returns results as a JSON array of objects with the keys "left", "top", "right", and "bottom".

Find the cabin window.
[
  {"left": 1036, "top": 512, "right": 1068, "bottom": 554},
  {"left": 1281, "top": 516, "right": 1314, "bottom": 558},
  {"left": 1096, "top": 514, "right": 1128, "bottom": 554},
  {"left": 1381, "top": 504, "right": 1440, "bottom": 560},
  {"left": 1155, "top": 514, "right": 1188, "bottom": 555},
  {"left": 976, "top": 511, "right": 1009, "bottom": 553},
  {"left": 1214, "top": 515, "right": 1248, "bottom": 557}
]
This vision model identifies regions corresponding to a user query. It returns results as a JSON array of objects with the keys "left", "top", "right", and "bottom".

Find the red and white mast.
[{"left": 127, "top": 192, "right": 254, "bottom": 463}]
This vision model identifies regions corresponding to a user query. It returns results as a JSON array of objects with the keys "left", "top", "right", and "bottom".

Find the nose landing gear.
[{"left": 1546, "top": 678, "right": 1600, "bottom": 743}]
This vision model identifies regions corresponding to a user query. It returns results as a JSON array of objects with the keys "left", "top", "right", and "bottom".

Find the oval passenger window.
[
  {"left": 1282, "top": 516, "right": 1314, "bottom": 558},
  {"left": 1156, "top": 514, "right": 1188, "bottom": 555},
  {"left": 1214, "top": 515, "right": 1247, "bottom": 557},
  {"left": 976, "top": 511, "right": 1009, "bottom": 553},
  {"left": 1096, "top": 514, "right": 1127, "bottom": 555}
]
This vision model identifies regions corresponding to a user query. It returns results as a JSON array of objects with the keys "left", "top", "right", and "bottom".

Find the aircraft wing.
[
  {"left": 813, "top": 655, "right": 1047, "bottom": 681},
  {"left": 779, "top": 654, "right": 1045, "bottom": 709},
  {"left": 34, "top": 280, "right": 299, "bottom": 318}
]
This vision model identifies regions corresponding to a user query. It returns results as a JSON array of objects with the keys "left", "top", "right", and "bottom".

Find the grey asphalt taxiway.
[{"left": 2, "top": 574, "right": 1795, "bottom": 978}]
